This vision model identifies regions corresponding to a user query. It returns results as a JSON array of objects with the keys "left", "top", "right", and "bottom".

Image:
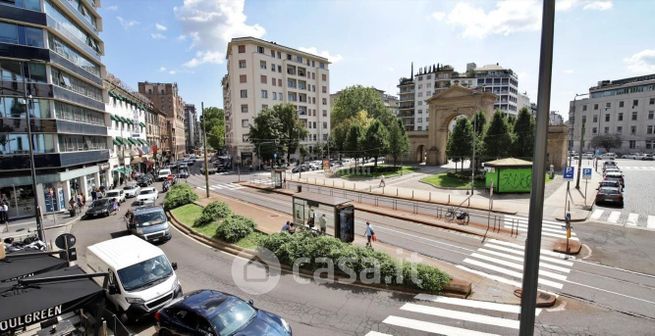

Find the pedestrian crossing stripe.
[
  {"left": 400, "top": 303, "right": 520, "bottom": 329},
  {"left": 463, "top": 258, "right": 564, "bottom": 289},
  {"left": 195, "top": 183, "right": 244, "bottom": 191},
  {"left": 626, "top": 213, "right": 639, "bottom": 226},
  {"left": 588, "top": 209, "right": 655, "bottom": 230},
  {"left": 413, "top": 293, "right": 542, "bottom": 316},
  {"left": 607, "top": 211, "right": 621, "bottom": 223},
  {"left": 382, "top": 316, "right": 501, "bottom": 336},
  {"left": 591, "top": 209, "right": 603, "bottom": 220},
  {"left": 364, "top": 332, "right": 392, "bottom": 336},
  {"left": 649, "top": 216, "right": 655, "bottom": 229}
]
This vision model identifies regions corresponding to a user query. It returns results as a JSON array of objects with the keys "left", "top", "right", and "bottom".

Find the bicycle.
[{"left": 445, "top": 207, "right": 470, "bottom": 225}]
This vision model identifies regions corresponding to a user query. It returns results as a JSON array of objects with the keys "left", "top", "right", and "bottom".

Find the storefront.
[
  {"left": 43, "top": 182, "right": 66, "bottom": 213},
  {"left": 85, "top": 173, "right": 97, "bottom": 197},
  {"left": 0, "top": 185, "right": 35, "bottom": 219}
]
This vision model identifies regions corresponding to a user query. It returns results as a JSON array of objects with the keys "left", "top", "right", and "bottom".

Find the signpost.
[
  {"left": 563, "top": 166, "right": 574, "bottom": 218},
  {"left": 582, "top": 167, "right": 592, "bottom": 206},
  {"left": 565, "top": 212, "right": 572, "bottom": 253}
]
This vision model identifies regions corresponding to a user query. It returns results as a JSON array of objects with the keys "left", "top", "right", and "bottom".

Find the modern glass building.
[{"left": 0, "top": 0, "right": 107, "bottom": 220}]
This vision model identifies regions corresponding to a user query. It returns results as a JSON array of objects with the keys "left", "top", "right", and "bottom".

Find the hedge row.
[
  {"left": 258, "top": 232, "right": 450, "bottom": 293},
  {"left": 194, "top": 201, "right": 231, "bottom": 227},
  {"left": 163, "top": 183, "right": 198, "bottom": 210},
  {"left": 216, "top": 215, "right": 256, "bottom": 243}
]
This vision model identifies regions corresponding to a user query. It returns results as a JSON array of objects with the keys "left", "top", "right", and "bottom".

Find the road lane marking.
[
  {"left": 469, "top": 253, "right": 568, "bottom": 281},
  {"left": 463, "top": 258, "right": 564, "bottom": 289},
  {"left": 477, "top": 248, "right": 571, "bottom": 273},
  {"left": 590, "top": 209, "right": 604, "bottom": 220},
  {"left": 626, "top": 213, "right": 639, "bottom": 226},
  {"left": 414, "top": 294, "right": 542, "bottom": 316},
  {"left": 456, "top": 265, "right": 523, "bottom": 288},
  {"left": 382, "top": 316, "right": 501, "bottom": 336},
  {"left": 648, "top": 216, "right": 655, "bottom": 229},
  {"left": 400, "top": 303, "right": 520, "bottom": 329},
  {"left": 607, "top": 211, "right": 621, "bottom": 224}
]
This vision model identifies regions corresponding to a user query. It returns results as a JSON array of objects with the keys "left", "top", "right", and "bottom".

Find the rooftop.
[{"left": 227, "top": 36, "right": 330, "bottom": 62}]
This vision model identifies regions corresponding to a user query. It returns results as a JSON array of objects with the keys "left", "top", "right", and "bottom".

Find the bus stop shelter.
[{"left": 292, "top": 192, "right": 355, "bottom": 242}]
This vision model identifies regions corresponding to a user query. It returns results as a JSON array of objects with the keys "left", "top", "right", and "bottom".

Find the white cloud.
[
  {"left": 155, "top": 23, "right": 168, "bottom": 31},
  {"left": 624, "top": 49, "right": 655, "bottom": 74},
  {"left": 168, "top": 70, "right": 177, "bottom": 75},
  {"left": 151, "top": 33, "right": 166, "bottom": 40},
  {"left": 433, "top": 0, "right": 613, "bottom": 38},
  {"left": 583, "top": 0, "right": 613, "bottom": 11},
  {"left": 159, "top": 66, "right": 167, "bottom": 72},
  {"left": 174, "top": 0, "right": 265, "bottom": 67},
  {"left": 298, "top": 47, "right": 343, "bottom": 63},
  {"left": 183, "top": 50, "right": 224, "bottom": 68},
  {"left": 105, "top": 5, "right": 118, "bottom": 11},
  {"left": 116, "top": 16, "right": 139, "bottom": 30}
]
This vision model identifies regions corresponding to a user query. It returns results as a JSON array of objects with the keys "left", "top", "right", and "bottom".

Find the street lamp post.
[
  {"left": 573, "top": 92, "right": 589, "bottom": 189},
  {"left": 201, "top": 102, "right": 210, "bottom": 198}
]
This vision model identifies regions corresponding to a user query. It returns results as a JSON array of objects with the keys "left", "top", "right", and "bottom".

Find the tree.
[
  {"left": 299, "top": 145, "right": 308, "bottom": 162},
  {"left": 248, "top": 108, "right": 282, "bottom": 163},
  {"left": 331, "top": 86, "right": 395, "bottom": 128},
  {"left": 472, "top": 111, "right": 486, "bottom": 136},
  {"left": 511, "top": 107, "right": 535, "bottom": 159},
  {"left": 364, "top": 120, "right": 389, "bottom": 168},
  {"left": 201, "top": 107, "right": 225, "bottom": 150},
  {"left": 345, "top": 123, "right": 364, "bottom": 166},
  {"left": 273, "top": 104, "right": 308, "bottom": 164},
  {"left": 446, "top": 117, "right": 473, "bottom": 172},
  {"left": 331, "top": 122, "right": 350, "bottom": 160},
  {"left": 483, "top": 111, "right": 512, "bottom": 160},
  {"left": 591, "top": 134, "right": 622, "bottom": 152},
  {"left": 388, "top": 119, "right": 410, "bottom": 166}
]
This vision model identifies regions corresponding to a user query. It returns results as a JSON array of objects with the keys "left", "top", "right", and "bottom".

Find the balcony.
[
  {"left": 49, "top": 51, "right": 102, "bottom": 85},
  {"left": 0, "top": 149, "right": 109, "bottom": 171},
  {"left": 52, "top": 85, "right": 104, "bottom": 111}
]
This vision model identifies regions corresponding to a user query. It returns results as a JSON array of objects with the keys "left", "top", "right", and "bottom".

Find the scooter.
[
  {"left": 3, "top": 235, "right": 47, "bottom": 253},
  {"left": 162, "top": 180, "right": 171, "bottom": 192}
]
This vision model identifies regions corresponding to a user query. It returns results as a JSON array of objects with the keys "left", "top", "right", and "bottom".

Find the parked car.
[
  {"left": 603, "top": 167, "right": 622, "bottom": 176},
  {"left": 178, "top": 169, "right": 190, "bottom": 179},
  {"left": 600, "top": 153, "right": 617, "bottom": 160},
  {"left": 622, "top": 153, "right": 638, "bottom": 159},
  {"left": 155, "top": 289, "right": 292, "bottom": 336},
  {"left": 598, "top": 180, "right": 622, "bottom": 190},
  {"left": 84, "top": 198, "right": 114, "bottom": 219},
  {"left": 136, "top": 176, "right": 150, "bottom": 188},
  {"left": 292, "top": 164, "right": 310, "bottom": 173},
  {"left": 125, "top": 206, "right": 171, "bottom": 243},
  {"left": 158, "top": 169, "right": 172, "bottom": 181},
  {"left": 105, "top": 189, "right": 126, "bottom": 203},
  {"left": 582, "top": 153, "right": 594, "bottom": 159},
  {"left": 131, "top": 199, "right": 155, "bottom": 208},
  {"left": 603, "top": 160, "right": 618, "bottom": 169},
  {"left": 200, "top": 164, "right": 218, "bottom": 174},
  {"left": 604, "top": 171, "right": 624, "bottom": 186},
  {"left": 136, "top": 187, "right": 159, "bottom": 203},
  {"left": 595, "top": 187, "right": 624, "bottom": 207},
  {"left": 642, "top": 154, "right": 654, "bottom": 161},
  {"left": 184, "top": 159, "right": 194, "bottom": 166},
  {"left": 123, "top": 184, "right": 141, "bottom": 198}
]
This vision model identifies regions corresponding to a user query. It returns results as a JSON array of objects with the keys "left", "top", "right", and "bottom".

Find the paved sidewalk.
[
  {"left": 545, "top": 166, "right": 602, "bottom": 221},
  {"left": 1, "top": 210, "right": 83, "bottom": 247},
  {"left": 193, "top": 189, "right": 522, "bottom": 304}
]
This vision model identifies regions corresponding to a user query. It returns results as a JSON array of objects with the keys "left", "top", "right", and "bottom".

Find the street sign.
[
  {"left": 563, "top": 166, "right": 574, "bottom": 181},
  {"left": 582, "top": 168, "right": 592, "bottom": 180}
]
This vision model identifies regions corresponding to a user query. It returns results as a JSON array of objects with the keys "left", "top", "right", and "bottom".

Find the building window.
[
  {"left": 323, "top": 122, "right": 328, "bottom": 129},
  {"left": 242, "top": 135, "right": 249, "bottom": 142},
  {"left": 633, "top": 99, "right": 639, "bottom": 107},
  {"left": 277, "top": 79, "right": 282, "bottom": 86},
  {"left": 605, "top": 102, "right": 611, "bottom": 108},
  {"left": 418, "top": 92, "right": 423, "bottom": 97},
  {"left": 238, "top": 45, "right": 246, "bottom": 53},
  {"left": 631, "top": 125, "right": 636, "bottom": 135},
  {"left": 257, "top": 46, "right": 264, "bottom": 54},
  {"left": 650, "top": 98, "right": 655, "bottom": 105},
  {"left": 271, "top": 63, "right": 275, "bottom": 72},
  {"left": 240, "top": 104, "right": 248, "bottom": 113},
  {"left": 322, "top": 110, "right": 327, "bottom": 117},
  {"left": 321, "top": 74, "right": 327, "bottom": 81},
  {"left": 322, "top": 86, "right": 327, "bottom": 94},
  {"left": 619, "top": 101, "right": 624, "bottom": 108},
  {"left": 605, "top": 114, "right": 610, "bottom": 122},
  {"left": 260, "top": 75, "right": 267, "bottom": 84},
  {"left": 238, "top": 60, "right": 246, "bottom": 69},
  {"left": 632, "top": 111, "right": 638, "bottom": 120},
  {"left": 618, "top": 113, "right": 623, "bottom": 121},
  {"left": 261, "top": 90, "right": 268, "bottom": 98},
  {"left": 260, "top": 60, "right": 266, "bottom": 70},
  {"left": 592, "top": 127, "right": 597, "bottom": 134},
  {"left": 593, "top": 104, "right": 598, "bottom": 110},
  {"left": 582, "top": 105, "right": 587, "bottom": 111},
  {"left": 239, "top": 74, "right": 247, "bottom": 83},
  {"left": 629, "top": 140, "right": 636, "bottom": 149},
  {"left": 262, "top": 104, "right": 268, "bottom": 110},
  {"left": 241, "top": 119, "right": 249, "bottom": 128},
  {"left": 240, "top": 90, "right": 247, "bottom": 98},
  {"left": 603, "top": 126, "right": 609, "bottom": 134},
  {"left": 647, "top": 141, "right": 654, "bottom": 150},
  {"left": 322, "top": 98, "right": 327, "bottom": 105},
  {"left": 592, "top": 115, "right": 598, "bottom": 123},
  {"left": 649, "top": 111, "right": 654, "bottom": 120},
  {"left": 647, "top": 125, "right": 653, "bottom": 134},
  {"left": 617, "top": 126, "right": 622, "bottom": 134},
  {"left": 272, "top": 92, "right": 277, "bottom": 100}
]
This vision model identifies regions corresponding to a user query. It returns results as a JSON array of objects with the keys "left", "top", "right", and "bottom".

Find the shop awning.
[
  {"left": 0, "top": 253, "right": 68, "bottom": 283},
  {"left": 0, "top": 267, "right": 104, "bottom": 334},
  {"left": 110, "top": 114, "right": 119, "bottom": 122},
  {"left": 139, "top": 122, "right": 146, "bottom": 127},
  {"left": 113, "top": 138, "right": 122, "bottom": 146},
  {"left": 127, "top": 138, "right": 137, "bottom": 145},
  {"left": 112, "top": 166, "right": 132, "bottom": 175},
  {"left": 126, "top": 119, "right": 134, "bottom": 125}
]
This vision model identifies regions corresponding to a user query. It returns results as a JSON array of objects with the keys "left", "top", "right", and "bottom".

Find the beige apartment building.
[
  {"left": 223, "top": 37, "right": 331, "bottom": 165},
  {"left": 138, "top": 82, "right": 187, "bottom": 161}
]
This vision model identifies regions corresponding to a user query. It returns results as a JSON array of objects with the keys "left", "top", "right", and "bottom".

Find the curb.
[
  {"left": 166, "top": 209, "right": 471, "bottom": 298},
  {"left": 417, "top": 179, "right": 485, "bottom": 191},
  {"left": 241, "top": 183, "right": 514, "bottom": 240}
]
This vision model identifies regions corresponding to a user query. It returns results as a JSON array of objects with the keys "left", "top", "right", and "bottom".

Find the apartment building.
[
  {"left": 223, "top": 37, "right": 331, "bottom": 165},
  {"left": 138, "top": 81, "right": 186, "bottom": 161},
  {"left": 397, "top": 62, "right": 523, "bottom": 131},
  {"left": 184, "top": 104, "right": 197, "bottom": 153},
  {"left": 569, "top": 74, "right": 655, "bottom": 153},
  {"left": 0, "top": 0, "right": 108, "bottom": 220}
]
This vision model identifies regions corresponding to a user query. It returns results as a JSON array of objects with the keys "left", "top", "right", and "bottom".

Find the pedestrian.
[
  {"left": 76, "top": 193, "right": 83, "bottom": 208},
  {"left": 111, "top": 198, "right": 119, "bottom": 215},
  {"left": 319, "top": 214, "right": 327, "bottom": 235},
  {"left": 281, "top": 221, "right": 290, "bottom": 233},
  {"left": 91, "top": 188, "right": 97, "bottom": 201},
  {"left": 365, "top": 221, "right": 375, "bottom": 248},
  {"left": 288, "top": 222, "right": 296, "bottom": 234},
  {"left": 307, "top": 211, "right": 315, "bottom": 229},
  {"left": 0, "top": 200, "right": 6, "bottom": 224},
  {"left": 379, "top": 175, "right": 385, "bottom": 188},
  {"left": 2, "top": 201, "right": 8, "bottom": 224}
]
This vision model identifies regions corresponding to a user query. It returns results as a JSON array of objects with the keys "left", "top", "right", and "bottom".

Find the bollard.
[
  {"left": 396, "top": 188, "right": 399, "bottom": 196},
  {"left": 369, "top": 186, "right": 372, "bottom": 192},
  {"left": 342, "top": 181, "right": 345, "bottom": 188},
  {"left": 429, "top": 192, "right": 432, "bottom": 202},
  {"left": 448, "top": 194, "right": 451, "bottom": 204},
  {"left": 333, "top": 180, "right": 335, "bottom": 187},
  {"left": 412, "top": 190, "right": 414, "bottom": 199},
  {"left": 468, "top": 198, "right": 470, "bottom": 207}
]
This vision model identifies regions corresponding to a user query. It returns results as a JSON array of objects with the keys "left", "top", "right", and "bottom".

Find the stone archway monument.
[{"left": 425, "top": 85, "right": 497, "bottom": 165}]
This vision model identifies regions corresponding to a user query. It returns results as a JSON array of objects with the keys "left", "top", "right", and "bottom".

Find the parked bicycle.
[{"left": 445, "top": 207, "right": 470, "bottom": 225}]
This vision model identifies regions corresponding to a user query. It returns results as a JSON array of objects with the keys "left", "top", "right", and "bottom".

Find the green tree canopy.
[
  {"left": 331, "top": 86, "right": 395, "bottom": 127},
  {"left": 364, "top": 120, "right": 389, "bottom": 167},
  {"left": 483, "top": 111, "right": 512, "bottom": 160},
  {"left": 591, "top": 134, "right": 622, "bottom": 152},
  {"left": 248, "top": 108, "right": 282, "bottom": 162},
  {"left": 472, "top": 111, "right": 486, "bottom": 136},
  {"left": 446, "top": 117, "right": 473, "bottom": 170},
  {"left": 511, "top": 107, "right": 535, "bottom": 159},
  {"left": 345, "top": 123, "right": 364, "bottom": 164},
  {"left": 201, "top": 107, "right": 225, "bottom": 150},
  {"left": 273, "top": 104, "right": 308, "bottom": 163},
  {"left": 388, "top": 119, "right": 410, "bottom": 166}
]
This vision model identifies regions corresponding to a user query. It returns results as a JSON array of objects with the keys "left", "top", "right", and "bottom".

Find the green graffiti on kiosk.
[{"left": 486, "top": 167, "right": 532, "bottom": 193}]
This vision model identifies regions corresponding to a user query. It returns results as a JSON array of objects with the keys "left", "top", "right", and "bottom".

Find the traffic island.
[
  {"left": 552, "top": 238, "right": 582, "bottom": 255},
  {"left": 513, "top": 289, "right": 558, "bottom": 308}
]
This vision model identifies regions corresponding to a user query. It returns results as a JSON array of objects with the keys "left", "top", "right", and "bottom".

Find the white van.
[
  {"left": 86, "top": 235, "right": 182, "bottom": 323},
  {"left": 157, "top": 168, "right": 171, "bottom": 181}
]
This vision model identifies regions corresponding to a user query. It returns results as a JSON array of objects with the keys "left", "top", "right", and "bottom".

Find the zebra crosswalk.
[
  {"left": 503, "top": 215, "right": 578, "bottom": 244},
  {"left": 616, "top": 166, "right": 655, "bottom": 171},
  {"left": 195, "top": 182, "right": 244, "bottom": 191},
  {"left": 589, "top": 209, "right": 655, "bottom": 230},
  {"left": 458, "top": 238, "right": 574, "bottom": 291},
  {"left": 366, "top": 294, "right": 541, "bottom": 336}
]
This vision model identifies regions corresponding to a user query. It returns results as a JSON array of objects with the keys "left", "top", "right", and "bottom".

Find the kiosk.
[
  {"left": 292, "top": 192, "right": 355, "bottom": 243},
  {"left": 271, "top": 169, "right": 286, "bottom": 189}
]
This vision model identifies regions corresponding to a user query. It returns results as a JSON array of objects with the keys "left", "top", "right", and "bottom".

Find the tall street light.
[
  {"left": 573, "top": 92, "right": 589, "bottom": 189},
  {"left": 201, "top": 102, "right": 210, "bottom": 198}
]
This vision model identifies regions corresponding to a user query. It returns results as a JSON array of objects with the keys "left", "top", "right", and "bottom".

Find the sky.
[{"left": 98, "top": 0, "right": 655, "bottom": 120}]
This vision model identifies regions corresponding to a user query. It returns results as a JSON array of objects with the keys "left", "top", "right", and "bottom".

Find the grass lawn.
[
  {"left": 421, "top": 172, "right": 554, "bottom": 189},
  {"left": 170, "top": 203, "right": 203, "bottom": 226},
  {"left": 336, "top": 165, "right": 417, "bottom": 180},
  {"left": 234, "top": 231, "right": 267, "bottom": 249}
]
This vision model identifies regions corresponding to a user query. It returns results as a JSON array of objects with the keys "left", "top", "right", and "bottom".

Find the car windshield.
[
  {"left": 159, "top": 170, "right": 171, "bottom": 175},
  {"left": 133, "top": 211, "right": 166, "bottom": 227},
  {"left": 106, "top": 191, "right": 119, "bottom": 197},
  {"left": 600, "top": 188, "right": 620, "bottom": 195},
  {"left": 93, "top": 199, "right": 110, "bottom": 207},
  {"left": 140, "top": 189, "right": 154, "bottom": 195},
  {"left": 208, "top": 298, "right": 257, "bottom": 335},
  {"left": 124, "top": 185, "right": 135, "bottom": 190},
  {"left": 117, "top": 255, "right": 173, "bottom": 292}
]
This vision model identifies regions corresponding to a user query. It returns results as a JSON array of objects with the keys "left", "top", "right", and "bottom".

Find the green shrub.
[
  {"left": 257, "top": 233, "right": 450, "bottom": 293},
  {"left": 163, "top": 183, "right": 198, "bottom": 210},
  {"left": 215, "top": 215, "right": 256, "bottom": 243},
  {"left": 194, "top": 201, "right": 231, "bottom": 227}
]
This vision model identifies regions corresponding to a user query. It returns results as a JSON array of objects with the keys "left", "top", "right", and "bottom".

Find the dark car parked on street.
[
  {"left": 595, "top": 187, "right": 624, "bottom": 207},
  {"left": 84, "top": 198, "right": 114, "bottom": 219},
  {"left": 597, "top": 180, "right": 622, "bottom": 190},
  {"left": 156, "top": 289, "right": 292, "bottom": 336},
  {"left": 136, "top": 176, "right": 150, "bottom": 188}
]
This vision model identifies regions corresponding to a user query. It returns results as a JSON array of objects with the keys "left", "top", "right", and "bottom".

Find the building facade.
[
  {"left": 137, "top": 81, "right": 186, "bottom": 161},
  {"left": 569, "top": 74, "right": 655, "bottom": 154},
  {"left": 397, "top": 62, "right": 522, "bottom": 131},
  {"left": 184, "top": 103, "right": 197, "bottom": 153},
  {"left": 223, "top": 37, "right": 331, "bottom": 165},
  {"left": 0, "top": 0, "right": 108, "bottom": 220}
]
